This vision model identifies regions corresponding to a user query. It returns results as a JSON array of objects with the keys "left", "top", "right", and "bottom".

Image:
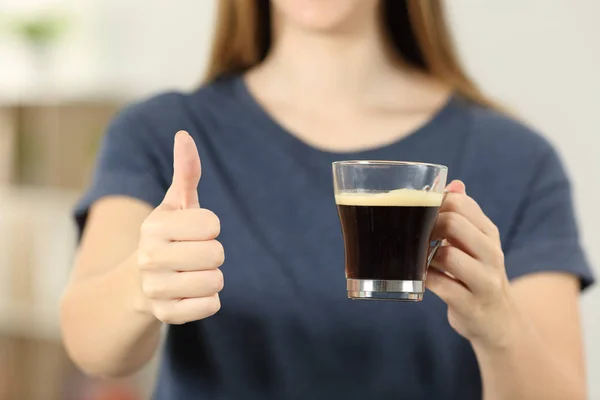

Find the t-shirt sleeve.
[
  {"left": 503, "top": 145, "right": 594, "bottom": 290},
  {"left": 74, "top": 105, "right": 168, "bottom": 235}
]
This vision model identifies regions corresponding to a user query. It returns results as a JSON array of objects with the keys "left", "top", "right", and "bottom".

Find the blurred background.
[{"left": 0, "top": 0, "right": 598, "bottom": 399}]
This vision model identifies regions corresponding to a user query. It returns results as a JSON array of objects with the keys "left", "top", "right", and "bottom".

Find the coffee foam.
[{"left": 335, "top": 189, "right": 443, "bottom": 207}]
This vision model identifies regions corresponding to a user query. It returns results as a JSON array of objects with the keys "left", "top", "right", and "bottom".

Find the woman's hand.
[
  {"left": 426, "top": 180, "right": 524, "bottom": 348},
  {"left": 136, "top": 131, "right": 224, "bottom": 325}
]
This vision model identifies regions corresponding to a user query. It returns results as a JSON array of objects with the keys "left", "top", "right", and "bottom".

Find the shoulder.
[
  {"left": 452, "top": 99, "right": 570, "bottom": 229},
  {"left": 116, "top": 91, "right": 191, "bottom": 133},
  {"left": 453, "top": 98, "right": 564, "bottom": 183},
  {"left": 458, "top": 98, "right": 554, "bottom": 161},
  {"left": 124, "top": 91, "right": 188, "bottom": 120},
  {"left": 106, "top": 92, "right": 189, "bottom": 143},
  {"left": 110, "top": 76, "right": 242, "bottom": 140},
  {"left": 127, "top": 77, "right": 239, "bottom": 117}
]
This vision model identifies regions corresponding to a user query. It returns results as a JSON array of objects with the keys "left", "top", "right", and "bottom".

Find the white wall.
[{"left": 85, "top": 0, "right": 217, "bottom": 97}]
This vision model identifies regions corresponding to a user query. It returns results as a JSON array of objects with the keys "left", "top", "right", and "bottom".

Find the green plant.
[{"left": 11, "top": 14, "right": 68, "bottom": 47}]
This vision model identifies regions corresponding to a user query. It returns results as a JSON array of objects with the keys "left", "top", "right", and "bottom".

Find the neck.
[{"left": 252, "top": 10, "right": 408, "bottom": 105}]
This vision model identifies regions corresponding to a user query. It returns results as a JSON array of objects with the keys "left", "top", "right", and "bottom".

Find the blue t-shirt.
[{"left": 75, "top": 75, "right": 594, "bottom": 400}]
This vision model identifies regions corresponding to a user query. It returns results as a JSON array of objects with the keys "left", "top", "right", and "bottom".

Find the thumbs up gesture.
[{"left": 137, "top": 131, "right": 223, "bottom": 324}]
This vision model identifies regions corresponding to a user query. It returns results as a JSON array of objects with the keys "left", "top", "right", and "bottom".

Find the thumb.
[
  {"left": 445, "top": 180, "right": 466, "bottom": 195},
  {"left": 162, "top": 131, "right": 201, "bottom": 209}
]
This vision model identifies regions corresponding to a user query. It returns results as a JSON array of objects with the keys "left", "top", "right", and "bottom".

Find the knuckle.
[
  {"left": 441, "top": 213, "right": 461, "bottom": 237},
  {"left": 140, "top": 216, "right": 163, "bottom": 237},
  {"left": 490, "top": 224, "right": 501, "bottom": 239},
  {"left": 212, "top": 240, "right": 225, "bottom": 266},
  {"left": 142, "top": 279, "right": 166, "bottom": 299},
  {"left": 205, "top": 296, "right": 221, "bottom": 317},
  {"left": 153, "top": 306, "right": 176, "bottom": 324},
  {"left": 138, "top": 248, "right": 158, "bottom": 270},
  {"left": 442, "top": 194, "right": 461, "bottom": 213},
  {"left": 202, "top": 209, "right": 221, "bottom": 237},
  {"left": 487, "top": 275, "right": 504, "bottom": 295},
  {"left": 493, "top": 247, "right": 505, "bottom": 265},
  {"left": 212, "top": 269, "right": 225, "bottom": 293},
  {"left": 464, "top": 195, "right": 480, "bottom": 210},
  {"left": 201, "top": 270, "right": 224, "bottom": 294}
]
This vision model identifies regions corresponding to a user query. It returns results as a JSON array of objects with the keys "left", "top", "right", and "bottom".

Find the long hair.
[{"left": 204, "top": 0, "right": 494, "bottom": 108}]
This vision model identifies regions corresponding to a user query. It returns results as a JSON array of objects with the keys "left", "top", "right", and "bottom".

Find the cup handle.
[
  {"left": 427, "top": 240, "right": 442, "bottom": 266},
  {"left": 426, "top": 190, "right": 448, "bottom": 268}
]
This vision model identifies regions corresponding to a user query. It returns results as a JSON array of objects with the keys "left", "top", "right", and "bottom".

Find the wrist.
[{"left": 470, "top": 302, "right": 532, "bottom": 354}]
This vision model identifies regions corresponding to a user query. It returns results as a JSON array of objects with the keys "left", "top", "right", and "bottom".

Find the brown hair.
[{"left": 205, "top": 0, "right": 494, "bottom": 108}]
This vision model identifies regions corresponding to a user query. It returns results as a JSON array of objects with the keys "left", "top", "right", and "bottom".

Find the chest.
[{"left": 204, "top": 158, "right": 343, "bottom": 306}]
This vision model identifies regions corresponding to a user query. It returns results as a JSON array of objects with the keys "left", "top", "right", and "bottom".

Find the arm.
[
  {"left": 472, "top": 273, "right": 586, "bottom": 400},
  {"left": 426, "top": 181, "right": 587, "bottom": 400},
  {"left": 60, "top": 197, "right": 161, "bottom": 378}
]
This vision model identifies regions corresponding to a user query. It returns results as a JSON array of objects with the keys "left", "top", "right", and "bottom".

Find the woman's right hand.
[{"left": 136, "top": 131, "right": 224, "bottom": 325}]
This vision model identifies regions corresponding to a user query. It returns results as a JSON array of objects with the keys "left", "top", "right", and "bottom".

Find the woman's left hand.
[{"left": 426, "top": 180, "right": 524, "bottom": 349}]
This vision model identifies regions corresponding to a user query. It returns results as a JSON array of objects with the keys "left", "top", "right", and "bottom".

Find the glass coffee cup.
[{"left": 333, "top": 161, "right": 447, "bottom": 301}]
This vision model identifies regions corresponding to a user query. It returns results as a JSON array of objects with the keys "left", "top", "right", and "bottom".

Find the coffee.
[{"left": 335, "top": 189, "right": 442, "bottom": 282}]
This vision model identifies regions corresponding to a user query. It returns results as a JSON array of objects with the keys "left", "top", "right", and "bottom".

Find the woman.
[{"left": 60, "top": 0, "right": 594, "bottom": 399}]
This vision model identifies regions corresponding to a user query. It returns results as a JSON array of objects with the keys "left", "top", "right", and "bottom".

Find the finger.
[
  {"left": 430, "top": 245, "right": 490, "bottom": 293},
  {"left": 162, "top": 131, "right": 202, "bottom": 210},
  {"left": 441, "top": 192, "right": 499, "bottom": 241},
  {"left": 446, "top": 180, "right": 466, "bottom": 194},
  {"left": 426, "top": 267, "right": 472, "bottom": 308},
  {"left": 143, "top": 208, "right": 220, "bottom": 241},
  {"left": 432, "top": 211, "right": 499, "bottom": 264},
  {"left": 158, "top": 240, "right": 224, "bottom": 271},
  {"left": 142, "top": 270, "right": 224, "bottom": 300},
  {"left": 153, "top": 294, "right": 221, "bottom": 325}
]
